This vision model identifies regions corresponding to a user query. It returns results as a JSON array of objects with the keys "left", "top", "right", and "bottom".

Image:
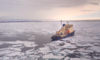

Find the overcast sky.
[{"left": 0, "top": 0, "right": 100, "bottom": 20}]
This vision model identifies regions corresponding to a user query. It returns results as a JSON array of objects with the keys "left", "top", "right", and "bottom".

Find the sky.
[{"left": 0, "top": 0, "right": 100, "bottom": 20}]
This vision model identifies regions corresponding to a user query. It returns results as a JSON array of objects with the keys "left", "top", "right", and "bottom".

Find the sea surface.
[{"left": 0, "top": 21, "right": 100, "bottom": 60}]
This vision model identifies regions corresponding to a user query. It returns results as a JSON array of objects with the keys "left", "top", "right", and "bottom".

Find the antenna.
[
  {"left": 61, "top": 20, "right": 63, "bottom": 26},
  {"left": 66, "top": 21, "right": 69, "bottom": 24},
  {"left": 66, "top": 18, "right": 70, "bottom": 24}
]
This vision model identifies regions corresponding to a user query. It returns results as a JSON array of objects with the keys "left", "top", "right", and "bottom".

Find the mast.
[
  {"left": 61, "top": 20, "right": 63, "bottom": 26},
  {"left": 66, "top": 21, "right": 69, "bottom": 24}
]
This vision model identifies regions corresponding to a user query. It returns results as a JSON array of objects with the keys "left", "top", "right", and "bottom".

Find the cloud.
[
  {"left": 0, "top": 0, "right": 89, "bottom": 11},
  {"left": 88, "top": 0, "right": 100, "bottom": 5},
  {"left": 72, "top": 11, "right": 100, "bottom": 20},
  {"left": 90, "top": 2, "right": 99, "bottom": 5},
  {"left": 0, "top": 0, "right": 100, "bottom": 20},
  {"left": 81, "top": 10, "right": 95, "bottom": 12},
  {"left": 0, "top": 0, "right": 99, "bottom": 11},
  {"left": 28, "top": 0, "right": 89, "bottom": 8}
]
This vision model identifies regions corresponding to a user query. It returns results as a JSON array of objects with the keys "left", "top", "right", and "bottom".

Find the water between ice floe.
[{"left": 0, "top": 21, "right": 100, "bottom": 60}]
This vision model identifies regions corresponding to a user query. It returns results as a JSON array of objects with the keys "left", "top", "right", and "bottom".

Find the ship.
[{"left": 51, "top": 21, "right": 75, "bottom": 41}]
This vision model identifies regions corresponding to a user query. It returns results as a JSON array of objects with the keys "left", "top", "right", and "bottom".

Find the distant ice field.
[{"left": 0, "top": 21, "right": 100, "bottom": 60}]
